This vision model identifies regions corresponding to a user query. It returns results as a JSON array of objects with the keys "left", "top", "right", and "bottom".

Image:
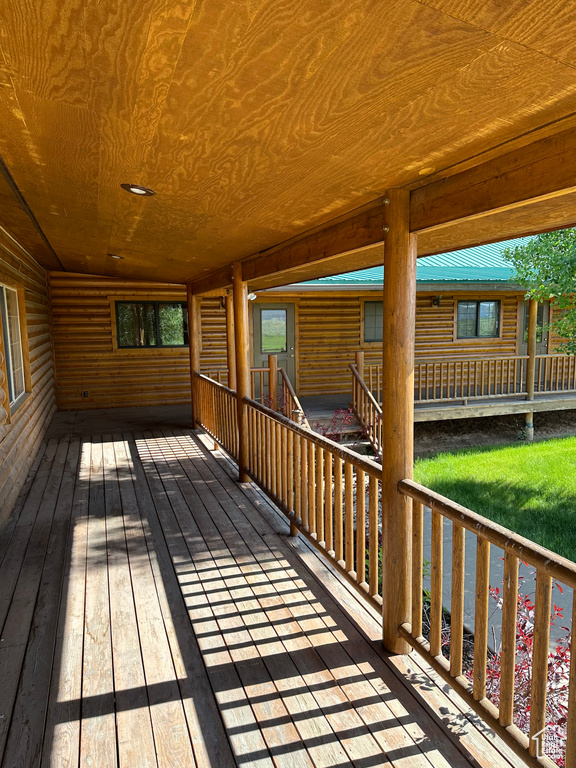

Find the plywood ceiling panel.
[{"left": 0, "top": 0, "right": 576, "bottom": 283}]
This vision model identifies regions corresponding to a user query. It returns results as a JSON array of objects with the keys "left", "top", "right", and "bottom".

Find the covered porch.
[{"left": 1, "top": 409, "right": 518, "bottom": 768}]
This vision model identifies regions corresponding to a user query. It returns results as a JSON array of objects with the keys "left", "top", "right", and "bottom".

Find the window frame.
[
  {"left": 456, "top": 299, "right": 501, "bottom": 340},
  {"left": 0, "top": 280, "right": 30, "bottom": 418},
  {"left": 362, "top": 299, "right": 383, "bottom": 345},
  {"left": 113, "top": 300, "right": 189, "bottom": 350}
]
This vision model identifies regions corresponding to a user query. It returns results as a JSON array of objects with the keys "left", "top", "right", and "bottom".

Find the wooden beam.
[
  {"left": 233, "top": 262, "right": 250, "bottom": 483},
  {"left": 243, "top": 203, "right": 387, "bottom": 283},
  {"left": 411, "top": 126, "right": 576, "bottom": 234},
  {"left": 189, "top": 265, "right": 233, "bottom": 297},
  {"left": 186, "top": 285, "right": 201, "bottom": 426},
  {"left": 190, "top": 205, "right": 387, "bottom": 295},
  {"left": 381, "top": 189, "right": 416, "bottom": 655}
]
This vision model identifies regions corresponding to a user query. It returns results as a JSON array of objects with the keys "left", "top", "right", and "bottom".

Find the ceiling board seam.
[
  {"left": 0, "top": 155, "right": 66, "bottom": 271},
  {"left": 412, "top": 0, "right": 576, "bottom": 73}
]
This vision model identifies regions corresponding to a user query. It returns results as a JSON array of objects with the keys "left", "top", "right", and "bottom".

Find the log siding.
[
  {"left": 50, "top": 273, "right": 226, "bottom": 410},
  {"left": 50, "top": 273, "right": 523, "bottom": 405},
  {"left": 0, "top": 233, "right": 56, "bottom": 524}
]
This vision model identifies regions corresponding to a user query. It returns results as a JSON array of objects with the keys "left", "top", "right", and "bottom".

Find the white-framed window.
[
  {"left": 364, "top": 300, "right": 383, "bottom": 342},
  {"left": 0, "top": 284, "right": 26, "bottom": 407}
]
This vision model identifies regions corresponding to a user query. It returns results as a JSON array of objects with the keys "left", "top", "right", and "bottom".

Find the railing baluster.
[
  {"left": 368, "top": 475, "right": 378, "bottom": 597},
  {"left": 430, "top": 508, "right": 443, "bottom": 657},
  {"left": 473, "top": 537, "right": 490, "bottom": 701},
  {"left": 265, "top": 415, "right": 272, "bottom": 492},
  {"left": 565, "top": 589, "right": 576, "bottom": 768},
  {"left": 293, "top": 432, "right": 301, "bottom": 523},
  {"left": 301, "top": 435, "right": 309, "bottom": 531},
  {"left": 324, "top": 451, "right": 333, "bottom": 554},
  {"left": 345, "top": 462, "right": 354, "bottom": 572},
  {"left": 529, "top": 571, "right": 552, "bottom": 758},
  {"left": 287, "top": 428, "right": 294, "bottom": 513},
  {"left": 356, "top": 468, "right": 366, "bottom": 585},
  {"left": 499, "top": 551, "right": 519, "bottom": 727},
  {"left": 308, "top": 441, "right": 316, "bottom": 538},
  {"left": 278, "top": 421, "right": 285, "bottom": 506},
  {"left": 450, "top": 523, "right": 465, "bottom": 677},
  {"left": 412, "top": 501, "right": 423, "bottom": 638},
  {"left": 316, "top": 448, "right": 324, "bottom": 545},
  {"left": 334, "top": 456, "right": 343, "bottom": 563}
]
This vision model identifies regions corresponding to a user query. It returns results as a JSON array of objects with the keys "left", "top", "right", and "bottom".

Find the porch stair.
[{"left": 0, "top": 410, "right": 519, "bottom": 768}]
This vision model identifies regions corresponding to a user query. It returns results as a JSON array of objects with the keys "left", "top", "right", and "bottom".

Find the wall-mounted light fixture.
[
  {"left": 247, "top": 292, "right": 257, "bottom": 301},
  {"left": 432, "top": 295, "right": 442, "bottom": 307}
]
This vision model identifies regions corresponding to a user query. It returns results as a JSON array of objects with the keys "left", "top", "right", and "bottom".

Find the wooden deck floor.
[{"left": 0, "top": 421, "right": 520, "bottom": 768}]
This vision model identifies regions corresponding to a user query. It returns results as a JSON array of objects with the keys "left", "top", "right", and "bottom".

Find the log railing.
[
  {"left": 400, "top": 479, "right": 575, "bottom": 768},
  {"left": 245, "top": 396, "right": 383, "bottom": 607},
  {"left": 194, "top": 372, "right": 573, "bottom": 767},
  {"left": 279, "top": 367, "right": 310, "bottom": 428},
  {"left": 194, "top": 373, "right": 238, "bottom": 460},
  {"left": 363, "top": 353, "right": 576, "bottom": 405},
  {"left": 350, "top": 363, "right": 382, "bottom": 456},
  {"left": 535, "top": 354, "right": 576, "bottom": 393},
  {"left": 205, "top": 360, "right": 309, "bottom": 428}
]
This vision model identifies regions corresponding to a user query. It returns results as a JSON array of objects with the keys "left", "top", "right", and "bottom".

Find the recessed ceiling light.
[
  {"left": 120, "top": 183, "right": 156, "bottom": 196},
  {"left": 108, "top": 253, "right": 123, "bottom": 259}
]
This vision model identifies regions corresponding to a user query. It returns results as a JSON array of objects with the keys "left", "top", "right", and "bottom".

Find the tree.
[{"left": 503, "top": 229, "right": 576, "bottom": 355}]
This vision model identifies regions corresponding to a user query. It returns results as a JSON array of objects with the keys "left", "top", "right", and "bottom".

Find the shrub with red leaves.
[{"left": 469, "top": 580, "right": 570, "bottom": 766}]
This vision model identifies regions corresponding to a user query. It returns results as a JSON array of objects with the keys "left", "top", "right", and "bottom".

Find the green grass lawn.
[{"left": 413, "top": 437, "right": 576, "bottom": 562}]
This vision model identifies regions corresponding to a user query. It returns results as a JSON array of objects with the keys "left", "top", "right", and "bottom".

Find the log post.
[
  {"left": 225, "top": 292, "right": 237, "bottom": 391},
  {"left": 233, "top": 262, "right": 250, "bottom": 482},
  {"left": 525, "top": 298, "right": 538, "bottom": 441},
  {"left": 268, "top": 354, "right": 278, "bottom": 410},
  {"left": 381, "top": 189, "right": 416, "bottom": 654},
  {"left": 186, "top": 285, "right": 202, "bottom": 427},
  {"left": 355, "top": 350, "right": 364, "bottom": 379}
]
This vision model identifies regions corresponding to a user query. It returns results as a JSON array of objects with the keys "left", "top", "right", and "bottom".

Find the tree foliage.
[{"left": 503, "top": 229, "right": 576, "bottom": 354}]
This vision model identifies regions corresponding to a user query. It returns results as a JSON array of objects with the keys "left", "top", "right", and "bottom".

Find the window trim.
[
  {"left": 112, "top": 299, "right": 189, "bottom": 350},
  {"left": 362, "top": 299, "right": 383, "bottom": 346},
  {"left": 456, "top": 299, "right": 501, "bottom": 340},
  {"left": 0, "top": 280, "right": 31, "bottom": 420}
]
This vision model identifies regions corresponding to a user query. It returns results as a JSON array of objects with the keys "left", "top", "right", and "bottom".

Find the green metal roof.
[{"left": 301, "top": 236, "right": 532, "bottom": 285}]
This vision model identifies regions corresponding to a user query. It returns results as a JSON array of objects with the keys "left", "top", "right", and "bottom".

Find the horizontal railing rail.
[
  {"left": 279, "top": 367, "right": 310, "bottom": 428},
  {"left": 203, "top": 361, "right": 310, "bottom": 428},
  {"left": 535, "top": 354, "right": 576, "bottom": 394},
  {"left": 363, "top": 353, "right": 576, "bottom": 406},
  {"left": 195, "top": 371, "right": 573, "bottom": 767},
  {"left": 244, "top": 396, "right": 384, "bottom": 609},
  {"left": 399, "top": 478, "right": 575, "bottom": 768},
  {"left": 350, "top": 363, "right": 382, "bottom": 456},
  {"left": 194, "top": 373, "right": 238, "bottom": 460}
]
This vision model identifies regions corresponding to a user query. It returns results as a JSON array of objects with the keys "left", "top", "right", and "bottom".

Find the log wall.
[
  {"left": 50, "top": 272, "right": 226, "bottom": 410},
  {"left": 50, "top": 272, "right": 523, "bottom": 408},
  {"left": 0, "top": 231, "right": 56, "bottom": 524},
  {"left": 293, "top": 291, "right": 521, "bottom": 396}
]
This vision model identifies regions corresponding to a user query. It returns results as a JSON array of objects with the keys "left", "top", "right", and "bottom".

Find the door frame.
[
  {"left": 250, "top": 298, "right": 299, "bottom": 393},
  {"left": 518, "top": 299, "right": 550, "bottom": 356}
]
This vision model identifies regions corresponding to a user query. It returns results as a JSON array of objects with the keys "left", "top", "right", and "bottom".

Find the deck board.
[{"left": 0, "top": 421, "right": 519, "bottom": 768}]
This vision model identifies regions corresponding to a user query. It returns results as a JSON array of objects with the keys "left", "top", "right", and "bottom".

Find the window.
[
  {"left": 115, "top": 302, "right": 189, "bottom": 348},
  {"left": 0, "top": 285, "right": 26, "bottom": 407},
  {"left": 364, "top": 301, "right": 383, "bottom": 342},
  {"left": 260, "top": 309, "right": 287, "bottom": 353},
  {"left": 457, "top": 300, "right": 500, "bottom": 339}
]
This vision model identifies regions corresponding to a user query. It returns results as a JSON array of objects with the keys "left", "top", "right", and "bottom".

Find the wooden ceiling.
[{"left": 1, "top": 0, "right": 576, "bottom": 285}]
